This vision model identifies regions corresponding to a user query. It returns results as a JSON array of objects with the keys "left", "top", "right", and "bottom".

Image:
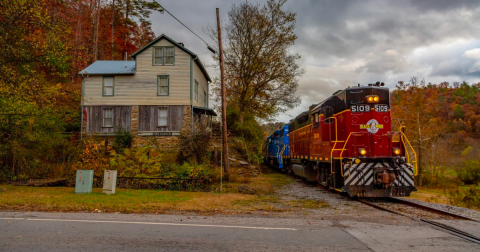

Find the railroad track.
[
  {"left": 280, "top": 169, "right": 480, "bottom": 244},
  {"left": 310, "top": 182, "right": 480, "bottom": 244},
  {"left": 357, "top": 197, "right": 480, "bottom": 245}
]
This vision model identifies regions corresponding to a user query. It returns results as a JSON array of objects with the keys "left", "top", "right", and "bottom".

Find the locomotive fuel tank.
[{"left": 291, "top": 164, "right": 317, "bottom": 181}]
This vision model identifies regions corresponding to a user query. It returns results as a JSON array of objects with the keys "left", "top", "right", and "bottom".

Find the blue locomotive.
[{"left": 264, "top": 125, "right": 289, "bottom": 170}]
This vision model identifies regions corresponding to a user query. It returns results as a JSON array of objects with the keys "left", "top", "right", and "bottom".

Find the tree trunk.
[
  {"left": 417, "top": 112, "right": 423, "bottom": 186},
  {"left": 124, "top": 0, "right": 129, "bottom": 59},
  {"left": 418, "top": 144, "right": 423, "bottom": 186},
  {"left": 111, "top": 0, "right": 115, "bottom": 60},
  {"left": 239, "top": 111, "right": 244, "bottom": 124},
  {"left": 93, "top": 0, "right": 100, "bottom": 62}
]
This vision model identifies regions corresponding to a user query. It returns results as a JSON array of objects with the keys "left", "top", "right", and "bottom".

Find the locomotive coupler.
[{"left": 376, "top": 170, "right": 396, "bottom": 186}]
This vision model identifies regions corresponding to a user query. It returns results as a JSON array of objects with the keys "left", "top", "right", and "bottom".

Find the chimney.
[{"left": 178, "top": 42, "right": 185, "bottom": 47}]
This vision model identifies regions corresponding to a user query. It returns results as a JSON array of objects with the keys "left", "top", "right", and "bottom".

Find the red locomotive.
[{"left": 282, "top": 82, "right": 417, "bottom": 197}]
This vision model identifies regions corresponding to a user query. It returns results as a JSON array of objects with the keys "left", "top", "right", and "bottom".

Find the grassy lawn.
[
  {"left": 410, "top": 186, "right": 480, "bottom": 211},
  {"left": 0, "top": 186, "right": 258, "bottom": 214},
  {"left": 0, "top": 170, "right": 318, "bottom": 214},
  {"left": 410, "top": 187, "right": 450, "bottom": 204}
]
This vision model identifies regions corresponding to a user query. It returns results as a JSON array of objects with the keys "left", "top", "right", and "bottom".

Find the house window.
[
  {"left": 103, "top": 108, "right": 113, "bottom": 127},
  {"left": 103, "top": 77, "right": 114, "bottom": 96},
  {"left": 158, "top": 107, "right": 168, "bottom": 127},
  {"left": 194, "top": 80, "right": 199, "bottom": 101},
  {"left": 204, "top": 91, "right": 207, "bottom": 107},
  {"left": 164, "top": 47, "right": 174, "bottom": 64},
  {"left": 157, "top": 75, "right": 169, "bottom": 96},
  {"left": 153, "top": 46, "right": 175, "bottom": 65}
]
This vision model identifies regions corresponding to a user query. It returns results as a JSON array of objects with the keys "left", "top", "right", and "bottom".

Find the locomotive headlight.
[
  {"left": 393, "top": 148, "right": 401, "bottom": 155},
  {"left": 359, "top": 148, "right": 367, "bottom": 156},
  {"left": 366, "top": 95, "right": 379, "bottom": 103}
]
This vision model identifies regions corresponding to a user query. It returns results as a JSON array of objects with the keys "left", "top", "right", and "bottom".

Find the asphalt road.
[{"left": 1, "top": 212, "right": 479, "bottom": 252}]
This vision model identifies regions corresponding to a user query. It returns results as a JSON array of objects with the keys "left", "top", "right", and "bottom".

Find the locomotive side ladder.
[{"left": 277, "top": 145, "right": 286, "bottom": 168}]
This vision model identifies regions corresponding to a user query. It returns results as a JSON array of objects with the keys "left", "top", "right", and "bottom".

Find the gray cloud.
[{"left": 148, "top": 0, "right": 480, "bottom": 122}]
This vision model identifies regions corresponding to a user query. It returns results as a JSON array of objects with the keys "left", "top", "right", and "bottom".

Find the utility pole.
[{"left": 216, "top": 8, "right": 229, "bottom": 179}]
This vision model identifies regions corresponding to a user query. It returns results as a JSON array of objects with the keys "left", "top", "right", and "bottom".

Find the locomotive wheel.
[
  {"left": 287, "top": 164, "right": 294, "bottom": 175},
  {"left": 321, "top": 166, "right": 329, "bottom": 185},
  {"left": 327, "top": 174, "right": 334, "bottom": 188}
]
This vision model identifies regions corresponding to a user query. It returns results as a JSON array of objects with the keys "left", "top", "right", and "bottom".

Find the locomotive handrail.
[
  {"left": 338, "top": 132, "right": 368, "bottom": 177},
  {"left": 338, "top": 132, "right": 355, "bottom": 177},
  {"left": 329, "top": 117, "right": 338, "bottom": 174},
  {"left": 400, "top": 132, "right": 418, "bottom": 176},
  {"left": 278, "top": 144, "right": 286, "bottom": 165},
  {"left": 328, "top": 111, "right": 351, "bottom": 174}
]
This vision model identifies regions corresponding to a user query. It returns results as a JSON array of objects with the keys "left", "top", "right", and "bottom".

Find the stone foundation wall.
[
  {"left": 133, "top": 105, "right": 192, "bottom": 151},
  {"left": 131, "top": 105, "right": 139, "bottom": 136}
]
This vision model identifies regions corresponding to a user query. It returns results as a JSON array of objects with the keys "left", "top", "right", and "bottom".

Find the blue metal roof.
[{"left": 78, "top": 61, "right": 136, "bottom": 75}]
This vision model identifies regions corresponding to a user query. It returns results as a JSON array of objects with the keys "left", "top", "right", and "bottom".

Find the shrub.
[
  {"left": 177, "top": 117, "right": 213, "bottom": 164},
  {"left": 457, "top": 159, "right": 480, "bottom": 185},
  {"left": 113, "top": 127, "right": 133, "bottom": 150},
  {"left": 0, "top": 100, "right": 82, "bottom": 180},
  {"left": 108, "top": 138, "right": 216, "bottom": 190},
  {"left": 444, "top": 186, "right": 480, "bottom": 209},
  {"left": 226, "top": 107, "right": 264, "bottom": 163},
  {"left": 74, "top": 140, "right": 112, "bottom": 175}
]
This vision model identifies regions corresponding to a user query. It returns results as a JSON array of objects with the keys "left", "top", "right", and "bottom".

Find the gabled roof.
[
  {"left": 79, "top": 61, "right": 136, "bottom": 75},
  {"left": 130, "top": 34, "right": 212, "bottom": 82}
]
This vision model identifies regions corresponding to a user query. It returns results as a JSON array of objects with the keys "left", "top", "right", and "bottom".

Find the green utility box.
[{"left": 75, "top": 170, "right": 94, "bottom": 194}]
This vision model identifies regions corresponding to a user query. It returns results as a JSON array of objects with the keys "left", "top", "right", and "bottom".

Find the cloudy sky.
[{"left": 149, "top": 0, "right": 480, "bottom": 122}]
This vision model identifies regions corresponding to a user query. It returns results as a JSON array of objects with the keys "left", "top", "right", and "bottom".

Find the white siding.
[
  {"left": 193, "top": 61, "right": 209, "bottom": 107},
  {"left": 84, "top": 39, "right": 193, "bottom": 106}
]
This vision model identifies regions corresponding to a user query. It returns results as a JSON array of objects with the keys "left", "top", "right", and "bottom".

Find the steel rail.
[
  {"left": 389, "top": 197, "right": 479, "bottom": 222},
  {"left": 313, "top": 184, "right": 480, "bottom": 244},
  {"left": 356, "top": 199, "right": 480, "bottom": 245},
  {"left": 318, "top": 182, "right": 478, "bottom": 222}
]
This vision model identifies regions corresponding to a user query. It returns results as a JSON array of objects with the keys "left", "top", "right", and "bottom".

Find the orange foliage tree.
[
  {"left": 392, "top": 77, "right": 480, "bottom": 186},
  {"left": 0, "top": 0, "right": 160, "bottom": 179}
]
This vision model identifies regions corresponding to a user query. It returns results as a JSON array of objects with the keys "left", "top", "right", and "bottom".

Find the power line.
[{"left": 153, "top": 0, "right": 212, "bottom": 48}]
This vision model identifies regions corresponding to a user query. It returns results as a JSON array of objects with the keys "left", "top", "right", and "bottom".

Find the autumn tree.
[
  {"left": 0, "top": 0, "right": 160, "bottom": 180},
  {"left": 0, "top": 0, "right": 74, "bottom": 179},
  {"left": 391, "top": 77, "right": 448, "bottom": 186},
  {"left": 211, "top": 0, "right": 303, "bottom": 123},
  {"left": 112, "top": 0, "right": 161, "bottom": 58}
]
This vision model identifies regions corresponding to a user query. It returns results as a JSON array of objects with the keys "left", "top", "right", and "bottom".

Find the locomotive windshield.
[{"left": 346, "top": 87, "right": 390, "bottom": 110}]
